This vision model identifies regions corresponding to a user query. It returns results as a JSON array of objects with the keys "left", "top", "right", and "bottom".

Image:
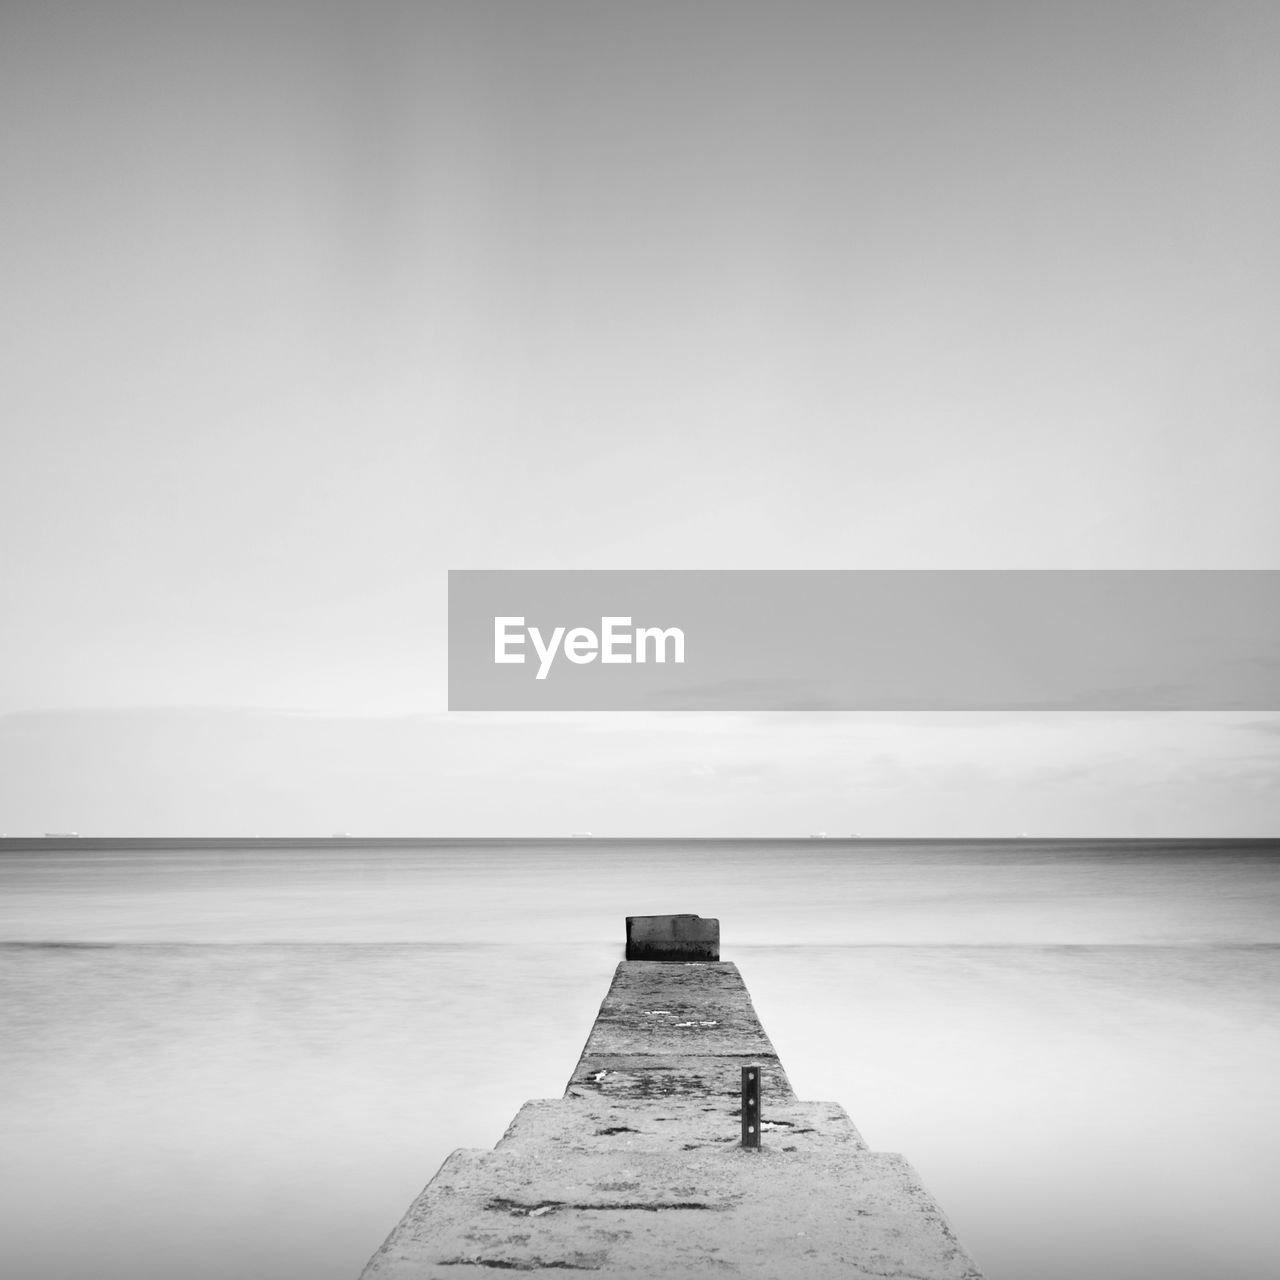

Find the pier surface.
[{"left": 361, "top": 960, "right": 983, "bottom": 1278}]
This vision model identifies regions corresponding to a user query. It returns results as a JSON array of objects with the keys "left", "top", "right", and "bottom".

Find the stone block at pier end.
[{"left": 625, "top": 913, "right": 719, "bottom": 961}]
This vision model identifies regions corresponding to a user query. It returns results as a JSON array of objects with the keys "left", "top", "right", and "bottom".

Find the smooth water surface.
[{"left": 2, "top": 839, "right": 1278, "bottom": 1280}]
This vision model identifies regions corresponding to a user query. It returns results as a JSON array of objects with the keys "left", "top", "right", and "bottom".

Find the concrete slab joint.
[{"left": 359, "top": 916, "right": 984, "bottom": 1279}]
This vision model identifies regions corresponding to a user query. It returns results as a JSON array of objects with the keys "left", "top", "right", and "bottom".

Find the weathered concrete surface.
[
  {"left": 568, "top": 960, "right": 786, "bottom": 1102},
  {"left": 361, "top": 962, "right": 983, "bottom": 1279},
  {"left": 625, "top": 913, "right": 720, "bottom": 961}
]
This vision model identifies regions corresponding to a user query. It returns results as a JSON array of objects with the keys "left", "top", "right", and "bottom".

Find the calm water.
[{"left": 2, "top": 839, "right": 1278, "bottom": 1280}]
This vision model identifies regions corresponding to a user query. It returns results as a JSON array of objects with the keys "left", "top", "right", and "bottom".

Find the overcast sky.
[{"left": 1, "top": 1, "right": 1277, "bottom": 835}]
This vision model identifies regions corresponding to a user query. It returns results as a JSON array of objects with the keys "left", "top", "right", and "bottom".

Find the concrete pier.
[{"left": 361, "top": 932, "right": 984, "bottom": 1278}]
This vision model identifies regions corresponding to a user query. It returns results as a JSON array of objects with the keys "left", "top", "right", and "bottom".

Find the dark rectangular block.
[
  {"left": 741, "top": 1064, "right": 762, "bottom": 1148},
  {"left": 625, "top": 914, "right": 720, "bottom": 961}
]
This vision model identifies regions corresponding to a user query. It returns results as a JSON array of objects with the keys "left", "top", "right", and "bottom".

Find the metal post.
[{"left": 741, "top": 1064, "right": 761, "bottom": 1148}]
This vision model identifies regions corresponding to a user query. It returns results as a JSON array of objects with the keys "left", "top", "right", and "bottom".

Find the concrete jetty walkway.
[{"left": 361, "top": 920, "right": 984, "bottom": 1278}]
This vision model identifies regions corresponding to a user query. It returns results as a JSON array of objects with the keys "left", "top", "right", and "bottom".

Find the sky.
[{"left": 1, "top": 1, "right": 1277, "bottom": 835}]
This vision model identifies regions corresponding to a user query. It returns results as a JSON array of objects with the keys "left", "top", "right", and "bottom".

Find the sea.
[{"left": 1, "top": 838, "right": 1277, "bottom": 1280}]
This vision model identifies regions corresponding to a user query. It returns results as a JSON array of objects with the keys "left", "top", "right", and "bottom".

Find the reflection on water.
[{"left": 1, "top": 840, "right": 1278, "bottom": 1280}]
